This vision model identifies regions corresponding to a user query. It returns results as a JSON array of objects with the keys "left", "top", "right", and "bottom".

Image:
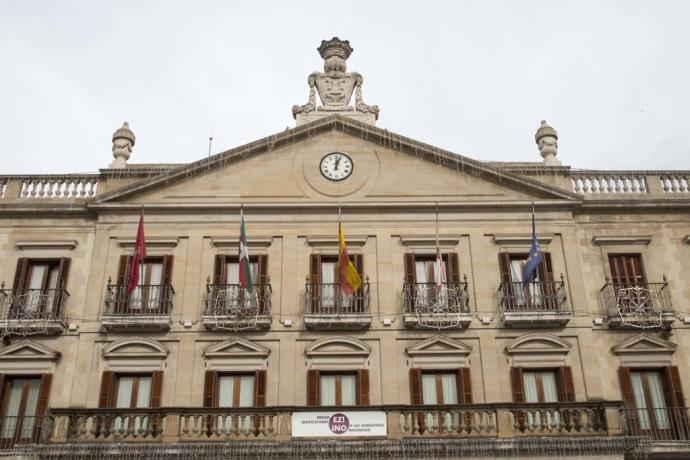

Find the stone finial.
[
  {"left": 110, "top": 121, "right": 135, "bottom": 169},
  {"left": 292, "top": 38, "right": 379, "bottom": 126},
  {"left": 535, "top": 120, "right": 560, "bottom": 165}
]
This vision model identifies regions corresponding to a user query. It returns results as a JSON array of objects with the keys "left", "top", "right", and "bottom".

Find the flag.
[
  {"left": 522, "top": 206, "right": 543, "bottom": 288},
  {"left": 435, "top": 245, "right": 447, "bottom": 291},
  {"left": 338, "top": 222, "right": 362, "bottom": 295},
  {"left": 238, "top": 215, "right": 253, "bottom": 291},
  {"left": 127, "top": 211, "right": 147, "bottom": 295}
]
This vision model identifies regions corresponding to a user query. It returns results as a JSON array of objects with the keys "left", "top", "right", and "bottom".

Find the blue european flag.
[{"left": 522, "top": 206, "right": 543, "bottom": 288}]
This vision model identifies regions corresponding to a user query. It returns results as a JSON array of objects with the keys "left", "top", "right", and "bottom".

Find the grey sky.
[{"left": 1, "top": 0, "right": 689, "bottom": 174}]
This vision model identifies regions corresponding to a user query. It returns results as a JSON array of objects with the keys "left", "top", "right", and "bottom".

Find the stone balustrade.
[
  {"left": 0, "top": 175, "right": 99, "bottom": 200},
  {"left": 660, "top": 174, "right": 690, "bottom": 193},
  {"left": 47, "top": 402, "right": 619, "bottom": 445},
  {"left": 571, "top": 173, "right": 648, "bottom": 194}
]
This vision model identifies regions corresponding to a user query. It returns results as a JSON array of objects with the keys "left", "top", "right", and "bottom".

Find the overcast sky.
[{"left": 1, "top": 1, "right": 689, "bottom": 174}]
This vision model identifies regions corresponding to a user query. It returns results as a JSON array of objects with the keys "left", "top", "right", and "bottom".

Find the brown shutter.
[
  {"left": 357, "top": 369, "right": 370, "bottom": 406},
  {"left": 203, "top": 371, "right": 218, "bottom": 407},
  {"left": 35, "top": 374, "right": 52, "bottom": 416},
  {"left": 498, "top": 253, "right": 512, "bottom": 283},
  {"left": 351, "top": 254, "right": 363, "bottom": 276},
  {"left": 609, "top": 254, "right": 646, "bottom": 286},
  {"left": 663, "top": 366, "right": 686, "bottom": 408},
  {"left": 404, "top": 254, "right": 416, "bottom": 284},
  {"left": 255, "top": 370, "right": 267, "bottom": 406},
  {"left": 457, "top": 368, "right": 473, "bottom": 404},
  {"left": 447, "top": 253, "right": 461, "bottom": 283},
  {"left": 499, "top": 253, "right": 514, "bottom": 309},
  {"left": 257, "top": 255, "right": 269, "bottom": 284},
  {"left": 150, "top": 371, "right": 163, "bottom": 408},
  {"left": 116, "top": 255, "right": 132, "bottom": 286},
  {"left": 618, "top": 367, "right": 635, "bottom": 408},
  {"left": 511, "top": 367, "right": 524, "bottom": 403},
  {"left": 537, "top": 252, "right": 554, "bottom": 283},
  {"left": 409, "top": 368, "right": 422, "bottom": 404},
  {"left": 309, "top": 255, "right": 321, "bottom": 313},
  {"left": 0, "top": 375, "right": 5, "bottom": 403},
  {"left": 98, "top": 371, "right": 115, "bottom": 408},
  {"left": 213, "top": 254, "right": 226, "bottom": 285},
  {"left": 556, "top": 366, "right": 575, "bottom": 402},
  {"left": 404, "top": 254, "right": 417, "bottom": 311},
  {"left": 12, "top": 258, "right": 30, "bottom": 292},
  {"left": 307, "top": 369, "right": 320, "bottom": 406},
  {"left": 162, "top": 255, "right": 174, "bottom": 285}
]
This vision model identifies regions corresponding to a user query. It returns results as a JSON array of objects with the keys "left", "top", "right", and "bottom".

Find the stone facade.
[{"left": 0, "top": 40, "right": 689, "bottom": 459}]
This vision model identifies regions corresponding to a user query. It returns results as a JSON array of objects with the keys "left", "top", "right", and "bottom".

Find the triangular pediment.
[
  {"left": 612, "top": 334, "right": 677, "bottom": 355},
  {"left": 90, "top": 115, "right": 580, "bottom": 208},
  {"left": 406, "top": 335, "right": 472, "bottom": 356},
  {"left": 305, "top": 336, "right": 371, "bottom": 357},
  {"left": 0, "top": 340, "right": 60, "bottom": 361},
  {"left": 103, "top": 337, "right": 168, "bottom": 359},
  {"left": 506, "top": 333, "right": 571, "bottom": 355},
  {"left": 204, "top": 338, "right": 270, "bottom": 358}
]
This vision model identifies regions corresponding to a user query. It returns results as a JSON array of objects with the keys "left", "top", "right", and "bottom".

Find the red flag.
[{"left": 127, "top": 213, "right": 147, "bottom": 295}]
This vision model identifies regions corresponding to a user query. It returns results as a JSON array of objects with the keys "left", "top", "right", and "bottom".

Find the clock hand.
[{"left": 334, "top": 155, "right": 341, "bottom": 170}]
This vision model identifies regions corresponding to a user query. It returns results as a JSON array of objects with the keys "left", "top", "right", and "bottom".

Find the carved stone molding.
[
  {"left": 491, "top": 234, "right": 553, "bottom": 246},
  {"left": 305, "top": 235, "right": 367, "bottom": 247},
  {"left": 15, "top": 240, "right": 78, "bottom": 250},
  {"left": 592, "top": 236, "right": 652, "bottom": 246},
  {"left": 117, "top": 237, "right": 180, "bottom": 249},
  {"left": 0, "top": 340, "right": 60, "bottom": 373},
  {"left": 211, "top": 236, "right": 273, "bottom": 249},
  {"left": 505, "top": 333, "right": 571, "bottom": 367},
  {"left": 203, "top": 338, "right": 270, "bottom": 371},
  {"left": 305, "top": 336, "right": 371, "bottom": 370},
  {"left": 612, "top": 333, "right": 676, "bottom": 367},
  {"left": 405, "top": 335, "right": 472, "bottom": 369},
  {"left": 397, "top": 235, "right": 460, "bottom": 248}
]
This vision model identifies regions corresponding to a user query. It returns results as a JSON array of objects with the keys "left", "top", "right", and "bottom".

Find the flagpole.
[{"left": 139, "top": 204, "right": 144, "bottom": 300}]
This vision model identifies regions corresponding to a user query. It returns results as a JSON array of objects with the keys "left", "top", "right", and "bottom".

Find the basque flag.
[
  {"left": 238, "top": 215, "right": 253, "bottom": 291},
  {"left": 521, "top": 206, "right": 543, "bottom": 288}
]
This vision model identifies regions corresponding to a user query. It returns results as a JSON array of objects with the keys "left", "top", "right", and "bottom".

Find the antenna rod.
[{"left": 208, "top": 136, "right": 213, "bottom": 158}]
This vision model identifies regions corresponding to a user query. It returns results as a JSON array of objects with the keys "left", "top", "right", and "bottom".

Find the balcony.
[
  {"left": 403, "top": 281, "right": 471, "bottom": 329},
  {"left": 0, "top": 415, "right": 53, "bottom": 449},
  {"left": 0, "top": 286, "right": 68, "bottom": 335},
  {"left": 202, "top": 282, "right": 272, "bottom": 331},
  {"left": 101, "top": 282, "right": 174, "bottom": 331},
  {"left": 304, "top": 279, "right": 371, "bottom": 330},
  {"left": 621, "top": 407, "right": 690, "bottom": 455},
  {"left": 601, "top": 280, "right": 675, "bottom": 329},
  {"left": 497, "top": 278, "right": 571, "bottom": 327}
]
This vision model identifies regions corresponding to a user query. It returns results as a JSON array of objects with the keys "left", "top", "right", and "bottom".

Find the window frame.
[
  {"left": 113, "top": 373, "right": 153, "bottom": 409},
  {"left": 318, "top": 371, "right": 358, "bottom": 407}
]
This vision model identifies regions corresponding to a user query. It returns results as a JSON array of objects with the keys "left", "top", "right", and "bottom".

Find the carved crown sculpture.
[
  {"left": 293, "top": 37, "right": 379, "bottom": 125},
  {"left": 535, "top": 120, "right": 560, "bottom": 165},
  {"left": 111, "top": 121, "right": 135, "bottom": 169}
]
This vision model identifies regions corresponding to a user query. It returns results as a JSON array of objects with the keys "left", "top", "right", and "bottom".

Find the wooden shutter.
[
  {"left": 98, "top": 371, "right": 115, "bottom": 408},
  {"left": 409, "top": 369, "right": 422, "bottom": 404},
  {"left": 498, "top": 253, "right": 512, "bottom": 283},
  {"left": 34, "top": 374, "right": 52, "bottom": 416},
  {"left": 307, "top": 369, "right": 320, "bottom": 406},
  {"left": 357, "top": 369, "right": 370, "bottom": 406},
  {"left": 556, "top": 366, "right": 575, "bottom": 402},
  {"left": 0, "top": 375, "right": 5, "bottom": 403},
  {"left": 116, "top": 255, "right": 132, "bottom": 286},
  {"left": 203, "top": 371, "right": 218, "bottom": 407},
  {"left": 404, "top": 254, "right": 416, "bottom": 284},
  {"left": 12, "top": 258, "right": 30, "bottom": 292},
  {"left": 663, "top": 366, "right": 686, "bottom": 408},
  {"left": 309, "top": 255, "right": 321, "bottom": 313},
  {"left": 213, "top": 255, "right": 227, "bottom": 285},
  {"left": 149, "top": 371, "right": 163, "bottom": 408},
  {"left": 255, "top": 370, "right": 267, "bottom": 406},
  {"left": 457, "top": 368, "right": 473, "bottom": 404},
  {"left": 511, "top": 367, "right": 525, "bottom": 403},
  {"left": 537, "top": 253, "right": 554, "bottom": 283},
  {"left": 162, "top": 256, "right": 174, "bottom": 285},
  {"left": 617, "top": 367, "right": 635, "bottom": 407},
  {"left": 257, "top": 255, "right": 269, "bottom": 284},
  {"left": 447, "top": 253, "right": 461, "bottom": 283},
  {"left": 57, "top": 258, "right": 71, "bottom": 288},
  {"left": 609, "top": 254, "right": 646, "bottom": 286}
]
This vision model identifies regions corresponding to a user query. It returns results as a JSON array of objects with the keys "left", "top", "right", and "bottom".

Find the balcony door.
[
  {"left": 212, "top": 255, "right": 268, "bottom": 314},
  {"left": 307, "top": 369, "right": 369, "bottom": 406},
  {"left": 0, "top": 374, "right": 52, "bottom": 446},
  {"left": 203, "top": 370, "right": 267, "bottom": 434},
  {"left": 498, "top": 253, "right": 554, "bottom": 310},
  {"left": 115, "top": 255, "right": 173, "bottom": 314},
  {"left": 409, "top": 369, "right": 472, "bottom": 432},
  {"left": 11, "top": 258, "right": 70, "bottom": 317},
  {"left": 404, "top": 253, "right": 460, "bottom": 312},
  {"left": 309, "top": 254, "right": 363, "bottom": 314},
  {"left": 608, "top": 254, "right": 646, "bottom": 287}
]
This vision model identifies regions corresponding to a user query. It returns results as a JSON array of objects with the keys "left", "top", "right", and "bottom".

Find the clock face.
[{"left": 320, "top": 152, "right": 353, "bottom": 181}]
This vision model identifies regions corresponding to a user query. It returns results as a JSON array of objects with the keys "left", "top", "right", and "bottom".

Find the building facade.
[{"left": 0, "top": 38, "right": 689, "bottom": 459}]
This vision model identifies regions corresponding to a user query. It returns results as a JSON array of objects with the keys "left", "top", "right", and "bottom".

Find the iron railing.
[
  {"left": 0, "top": 415, "right": 53, "bottom": 448},
  {"left": 104, "top": 282, "right": 174, "bottom": 316},
  {"left": 305, "top": 280, "right": 370, "bottom": 315},
  {"left": 204, "top": 283, "right": 272, "bottom": 317},
  {"left": 497, "top": 279, "right": 568, "bottom": 313},
  {"left": 621, "top": 406, "right": 690, "bottom": 441},
  {"left": 601, "top": 281, "right": 673, "bottom": 319},
  {"left": 0, "top": 286, "right": 68, "bottom": 322},
  {"left": 403, "top": 281, "right": 470, "bottom": 314}
]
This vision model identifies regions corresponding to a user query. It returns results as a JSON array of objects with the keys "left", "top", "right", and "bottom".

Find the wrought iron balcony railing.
[
  {"left": 601, "top": 280, "right": 673, "bottom": 327},
  {"left": 205, "top": 283, "right": 272, "bottom": 317},
  {"left": 497, "top": 279, "right": 569, "bottom": 313},
  {"left": 0, "top": 285, "right": 68, "bottom": 322},
  {"left": 305, "top": 279, "right": 370, "bottom": 315},
  {"left": 104, "top": 282, "right": 174, "bottom": 316},
  {"left": 621, "top": 406, "right": 690, "bottom": 441},
  {"left": 0, "top": 415, "right": 53, "bottom": 449},
  {"left": 403, "top": 281, "right": 470, "bottom": 314}
]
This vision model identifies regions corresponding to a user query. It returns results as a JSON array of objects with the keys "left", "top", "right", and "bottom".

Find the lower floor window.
[
  {"left": 218, "top": 374, "right": 255, "bottom": 408},
  {"left": 421, "top": 372, "right": 458, "bottom": 405},
  {"left": 320, "top": 374, "right": 356, "bottom": 406},
  {"left": 1, "top": 378, "right": 41, "bottom": 439},
  {"left": 631, "top": 370, "right": 670, "bottom": 430}
]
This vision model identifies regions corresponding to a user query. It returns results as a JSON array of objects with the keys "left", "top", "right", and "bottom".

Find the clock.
[{"left": 320, "top": 152, "right": 353, "bottom": 181}]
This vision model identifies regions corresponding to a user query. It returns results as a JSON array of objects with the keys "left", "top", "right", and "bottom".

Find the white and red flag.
[
  {"left": 127, "top": 210, "right": 147, "bottom": 295},
  {"left": 238, "top": 214, "right": 253, "bottom": 291}
]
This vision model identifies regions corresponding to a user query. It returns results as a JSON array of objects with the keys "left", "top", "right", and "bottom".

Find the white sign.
[{"left": 292, "top": 411, "right": 387, "bottom": 437}]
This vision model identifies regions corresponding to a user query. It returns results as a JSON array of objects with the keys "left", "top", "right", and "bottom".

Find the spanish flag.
[{"left": 338, "top": 222, "right": 362, "bottom": 295}]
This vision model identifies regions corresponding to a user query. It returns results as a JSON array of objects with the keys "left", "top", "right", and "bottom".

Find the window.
[
  {"left": 498, "top": 252, "right": 555, "bottom": 310},
  {"left": 511, "top": 367, "right": 574, "bottom": 403},
  {"left": 619, "top": 367, "right": 688, "bottom": 436},
  {"left": 0, "top": 375, "right": 51, "bottom": 444},
  {"left": 404, "top": 253, "right": 461, "bottom": 311},
  {"left": 98, "top": 371, "right": 162, "bottom": 409},
  {"left": 608, "top": 254, "right": 646, "bottom": 287},
  {"left": 522, "top": 370, "right": 558, "bottom": 403},
  {"left": 409, "top": 369, "right": 472, "bottom": 433},
  {"left": 11, "top": 258, "right": 70, "bottom": 317},
  {"left": 308, "top": 254, "right": 364, "bottom": 314},
  {"left": 307, "top": 369, "right": 369, "bottom": 406},
  {"left": 203, "top": 370, "right": 267, "bottom": 434},
  {"left": 115, "top": 255, "right": 173, "bottom": 313},
  {"left": 211, "top": 255, "right": 269, "bottom": 314}
]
